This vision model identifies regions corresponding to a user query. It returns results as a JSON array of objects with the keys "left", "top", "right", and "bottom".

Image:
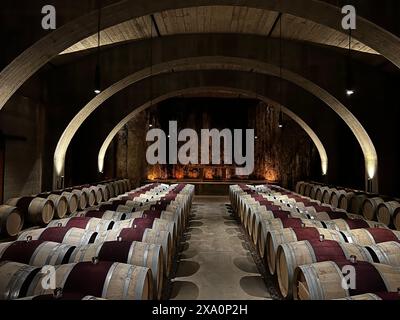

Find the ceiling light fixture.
[
  {"left": 345, "top": 29, "right": 355, "bottom": 97},
  {"left": 278, "top": 14, "right": 284, "bottom": 129},
  {"left": 94, "top": 0, "right": 102, "bottom": 95}
]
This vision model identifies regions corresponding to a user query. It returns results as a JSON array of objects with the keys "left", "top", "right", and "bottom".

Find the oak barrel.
[
  {"left": 0, "top": 205, "right": 24, "bottom": 237},
  {"left": 257, "top": 218, "right": 325, "bottom": 258},
  {"left": 27, "top": 261, "right": 152, "bottom": 300},
  {"left": 293, "top": 261, "right": 400, "bottom": 300},
  {"left": 0, "top": 261, "right": 39, "bottom": 300},
  {"left": 377, "top": 201, "right": 400, "bottom": 230},
  {"left": 266, "top": 227, "right": 346, "bottom": 275},
  {"left": 47, "top": 217, "right": 114, "bottom": 233},
  {"left": 69, "top": 241, "right": 163, "bottom": 299},
  {"left": 362, "top": 197, "right": 384, "bottom": 221},
  {"left": 0, "top": 240, "right": 75, "bottom": 266},
  {"left": 366, "top": 241, "right": 400, "bottom": 267},
  {"left": 6, "top": 197, "right": 54, "bottom": 225},
  {"left": 72, "top": 189, "right": 88, "bottom": 210},
  {"left": 277, "top": 240, "right": 373, "bottom": 298},
  {"left": 95, "top": 228, "right": 172, "bottom": 277},
  {"left": 18, "top": 227, "right": 98, "bottom": 246},
  {"left": 343, "top": 228, "right": 400, "bottom": 246},
  {"left": 47, "top": 194, "right": 68, "bottom": 219},
  {"left": 61, "top": 192, "right": 79, "bottom": 215}
]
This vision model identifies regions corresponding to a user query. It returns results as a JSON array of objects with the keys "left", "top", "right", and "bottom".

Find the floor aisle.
[{"left": 170, "top": 196, "right": 272, "bottom": 300}]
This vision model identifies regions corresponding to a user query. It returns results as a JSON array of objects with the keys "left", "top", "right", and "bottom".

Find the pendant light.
[
  {"left": 94, "top": 0, "right": 102, "bottom": 95},
  {"left": 345, "top": 29, "right": 355, "bottom": 96},
  {"left": 278, "top": 14, "right": 284, "bottom": 129}
]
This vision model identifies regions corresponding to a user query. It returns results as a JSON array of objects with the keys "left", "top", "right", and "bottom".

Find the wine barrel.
[
  {"left": 82, "top": 210, "right": 143, "bottom": 222},
  {"left": 335, "top": 293, "right": 382, "bottom": 300},
  {"left": 0, "top": 261, "right": 40, "bottom": 300},
  {"left": 17, "top": 294, "right": 105, "bottom": 300},
  {"left": 95, "top": 228, "right": 172, "bottom": 277},
  {"left": 257, "top": 218, "right": 325, "bottom": 258},
  {"left": 330, "top": 190, "right": 347, "bottom": 208},
  {"left": 308, "top": 185, "right": 319, "bottom": 200},
  {"left": 18, "top": 227, "right": 98, "bottom": 246},
  {"left": 47, "top": 217, "right": 114, "bottom": 233},
  {"left": 323, "top": 218, "right": 387, "bottom": 232},
  {"left": 89, "top": 186, "right": 103, "bottom": 204},
  {"left": 337, "top": 191, "right": 355, "bottom": 211},
  {"left": 349, "top": 194, "right": 368, "bottom": 214},
  {"left": 304, "top": 183, "right": 314, "bottom": 198},
  {"left": 6, "top": 197, "right": 54, "bottom": 225},
  {"left": 82, "top": 188, "right": 96, "bottom": 207},
  {"left": 27, "top": 261, "right": 152, "bottom": 300},
  {"left": 362, "top": 197, "right": 384, "bottom": 221},
  {"left": 116, "top": 181, "right": 126, "bottom": 194},
  {"left": 251, "top": 209, "right": 305, "bottom": 245},
  {"left": 244, "top": 203, "right": 284, "bottom": 233},
  {"left": 97, "top": 185, "right": 110, "bottom": 202},
  {"left": 315, "top": 187, "right": 330, "bottom": 202},
  {"left": 293, "top": 261, "right": 400, "bottom": 300},
  {"left": 112, "top": 218, "right": 176, "bottom": 245},
  {"left": 47, "top": 194, "right": 68, "bottom": 219},
  {"left": 71, "top": 189, "right": 88, "bottom": 210},
  {"left": 343, "top": 228, "right": 400, "bottom": 246},
  {"left": 276, "top": 240, "right": 373, "bottom": 298},
  {"left": 366, "top": 241, "right": 400, "bottom": 267},
  {"left": 69, "top": 241, "right": 163, "bottom": 299},
  {"left": 295, "top": 182, "right": 304, "bottom": 195},
  {"left": 266, "top": 228, "right": 347, "bottom": 275},
  {"left": 0, "top": 240, "right": 75, "bottom": 266},
  {"left": 111, "top": 182, "right": 120, "bottom": 196},
  {"left": 322, "top": 188, "right": 338, "bottom": 205},
  {"left": 104, "top": 183, "right": 115, "bottom": 199},
  {"left": 61, "top": 192, "right": 79, "bottom": 215},
  {"left": 377, "top": 201, "right": 400, "bottom": 230},
  {"left": 124, "top": 179, "right": 131, "bottom": 192},
  {"left": 0, "top": 205, "right": 24, "bottom": 237}
]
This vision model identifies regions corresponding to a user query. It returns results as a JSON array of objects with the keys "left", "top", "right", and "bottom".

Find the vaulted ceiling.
[{"left": 61, "top": 6, "right": 377, "bottom": 55}]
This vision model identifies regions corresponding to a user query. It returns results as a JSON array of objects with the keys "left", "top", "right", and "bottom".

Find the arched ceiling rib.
[
  {"left": 1, "top": 0, "right": 399, "bottom": 114},
  {"left": 97, "top": 86, "right": 329, "bottom": 176},
  {"left": 53, "top": 56, "right": 377, "bottom": 187},
  {"left": 61, "top": 6, "right": 377, "bottom": 55}
]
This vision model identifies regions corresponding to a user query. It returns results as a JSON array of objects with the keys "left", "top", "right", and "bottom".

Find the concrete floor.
[{"left": 170, "top": 196, "right": 271, "bottom": 300}]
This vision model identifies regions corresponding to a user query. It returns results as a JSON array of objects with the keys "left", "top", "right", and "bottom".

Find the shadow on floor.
[
  {"left": 240, "top": 275, "right": 269, "bottom": 299},
  {"left": 175, "top": 260, "right": 201, "bottom": 278},
  {"left": 233, "top": 255, "right": 260, "bottom": 274},
  {"left": 170, "top": 281, "right": 200, "bottom": 300}
]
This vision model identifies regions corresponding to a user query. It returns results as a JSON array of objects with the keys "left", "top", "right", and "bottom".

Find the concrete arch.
[
  {"left": 1, "top": 0, "right": 400, "bottom": 114},
  {"left": 97, "top": 86, "right": 329, "bottom": 177},
  {"left": 53, "top": 56, "right": 377, "bottom": 189}
]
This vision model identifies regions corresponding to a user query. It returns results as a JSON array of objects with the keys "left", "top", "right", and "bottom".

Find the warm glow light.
[
  {"left": 264, "top": 168, "right": 278, "bottom": 182},
  {"left": 94, "top": 89, "right": 101, "bottom": 94},
  {"left": 98, "top": 156, "right": 104, "bottom": 173},
  {"left": 366, "top": 160, "right": 376, "bottom": 180},
  {"left": 346, "top": 89, "right": 355, "bottom": 96},
  {"left": 322, "top": 160, "right": 328, "bottom": 176},
  {"left": 204, "top": 168, "right": 214, "bottom": 180},
  {"left": 54, "top": 156, "right": 65, "bottom": 176}
]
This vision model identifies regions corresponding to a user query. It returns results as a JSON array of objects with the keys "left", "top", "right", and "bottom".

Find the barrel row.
[
  {"left": 0, "top": 183, "right": 195, "bottom": 300},
  {"left": 230, "top": 184, "right": 400, "bottom": 300},
  {"left": 1, "top": 179, "right": 132, "bottom": 237},
  {"left": 296, "top": 181, "right": 400, "bottom": 230},
  {"left": 0, "top": 260, "right": 153, "bottom": 300},
  {"left": 230, "top": 184, "right": 387, "bottom": 259}
]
